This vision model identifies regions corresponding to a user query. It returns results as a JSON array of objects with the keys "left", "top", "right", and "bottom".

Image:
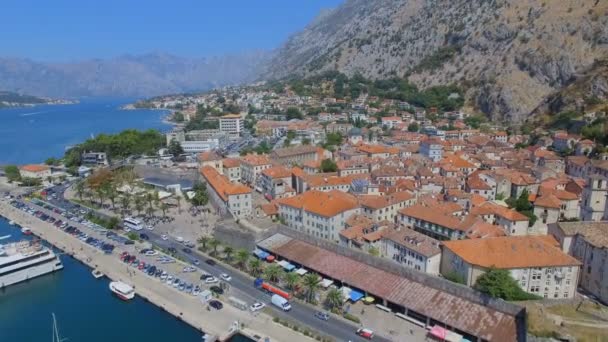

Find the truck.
[
  {"left": 254, "top": 278, "right": 291, "bottom": 300},
  {"left": 271, "top": 294, "right": 291, "bottom": 311}
]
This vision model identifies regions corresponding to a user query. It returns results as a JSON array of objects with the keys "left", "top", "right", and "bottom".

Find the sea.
[{"left": 0, "top": 99, "right": 206, "bottom": 341}]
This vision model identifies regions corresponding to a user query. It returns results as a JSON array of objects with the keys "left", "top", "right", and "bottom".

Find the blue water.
[
  {"left": 0, "top": 100, "right": 203, "bottom": 341},
  {"left": 0, "top": 98, "right": 170, "bottom": 164}
]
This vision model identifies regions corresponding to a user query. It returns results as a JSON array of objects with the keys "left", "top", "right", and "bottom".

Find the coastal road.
[{"left": 41, "top": 186, "right": 392, "bottom": 342}]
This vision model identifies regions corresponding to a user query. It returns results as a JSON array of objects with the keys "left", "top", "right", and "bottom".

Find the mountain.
[
  {"left": 0, "top": 90, "right": 74, "bottom": 109},
  {"left": 267, "top": 0, "right": 608, "bottom": 122},
  {"left": 0, "top": 51, "right": 271, "bottom": 98}
]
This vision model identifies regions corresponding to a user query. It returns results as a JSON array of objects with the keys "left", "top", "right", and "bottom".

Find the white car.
[
  {"left": 175, "top": 236, "right": 184, "bottom": 243},
  {"left": 204, "top": 276, "right": 219, "bottom": 284},
  {"left": 161, "top": 234, "right": 168, "bottom": 241},
  {"left": 145, "top": 250, "right": 158, "bottom": 256},
  {"left": 220, "top": 273, "right": 232, "bottom": 282},
  {"left": 249, "top": 302, "right": 266, "bottom": 312}
]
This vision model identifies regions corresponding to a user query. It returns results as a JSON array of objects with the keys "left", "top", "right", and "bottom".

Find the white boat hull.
[
  {"left": 0, "top": 257, "right": 63, "bottom": 288},
  {"left": 109, "top": 281, "right": 135, "bottom": 300}
]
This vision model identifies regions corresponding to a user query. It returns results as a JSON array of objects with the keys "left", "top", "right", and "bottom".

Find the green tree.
[
  {"left": 105, "top": 184, "right": 118, "bottom": 210},
  {"left": 283, "top": 272, "right": 300, "bottom": 291},
  {"left": 197, "top": 236, "right": 210, "bottom": 251},
  {"left": 474, "top": 268, "right": 539, "bottom": 301},
  {"left": 407, "top": 122, "right": 419, "bottom": 132},
  {"left": 175, "top": 194, "right": 182, "bottom": 213},
  {"left": 325, "top": 288, "right": 344, "bottom": 310},
  {"left": 145, "top": 206, "right": 154, "bottom": 218},
  {"left": 159, "top": 202, "right": 169, "bottom": 218},
  {"left": 319, "top": 159, "right": 338, "bottom": 173},
  {"left": 134, "top": 196, "right": 145, "bottom": 215},
  {"left": 286, "top": 107, "right": 303, "bottom": 120},
  {"left": 45, "top": 157, "right": 60, "bottom": 166},
  {"left": 302, "top": 273, "right": 321, "bottom": 303},
  {"left": 208, "top": 238, "right": 221, "bottom": 256},
  {"left": 75, "top": 180, "right": 86, "bottom": 201},
  {"left": 506, "top": 189, "right": 537, "bottom": 227},
  {"left": 249, "top": 258, "right": 263, "bottom": 276},
  {"left": 443, "top": 271, "right": 466, "bottom": 285},
  {"left": 168, "top": 138, "right": 184, "bottom": 157},
  {"left": 4, "top": 165, "right": 21, "bottom": 182},
  {"left": 235, "top": 249, "right": 250, "bottom": 269},
  {"left": 120, "top": 195, "right": 131, "bottom": 213},
  {"left": 223, "top": 246, "right": 234, "bottom": 261},
  {"left": 263, "top": 264, "right": 283, "bottom": 283}
]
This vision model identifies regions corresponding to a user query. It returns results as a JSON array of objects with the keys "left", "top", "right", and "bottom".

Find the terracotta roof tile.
[{"left": 277, "top": 190, "right": 359, "bottom": 217}]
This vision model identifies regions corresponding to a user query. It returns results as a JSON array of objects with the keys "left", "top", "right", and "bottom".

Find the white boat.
[
  {"left": 91, "top": 269, "right": 104, "bottom": 279},
  {"left": 21, "top": 227, "right": 32, "bottom": 235},
  {"left": 8, "top": 220, "right": 15, "bottom": 226},
  {"left": 0, "top": 239, "right": 63, "bottom": 288},
  {"left": 109, "top": 281, "right": 135, "bottom": 300}
]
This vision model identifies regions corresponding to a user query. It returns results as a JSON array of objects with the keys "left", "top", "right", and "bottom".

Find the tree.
[
  {"left": 223, "top": 246, "right": 234, "bottom": 261},
  {"left": 302, "top": 273, "right": 321, "bottom": 303},
  {"left": 474, "top": 268, "right": 539, "bottom": 301},
  {"left": 325, "top": 288, "right": 344, "bottom": 310},
  {"left": 319, "top": 159, "right": 338, "bottom": 173},
  {"left": 286, "top": 107, "right": 303, "bottom": 120},
  {"left": 506, "top": 189, "right": 537, "bottom": 227},
  {"left": 443, "top": 271, "right": 466, "bottom": 285},
  {"left": 197, "top": 236, "right": 210, "bottom": 251},
  {"left": 249, "top": 258, "right": 263, "bottom": 276},
  {"left": 105, "top": 184, "right": 118, "bottom": 210},
  {"left": 235, "top": 249, "right": 250, "bottom": 269},
  {"left": 368, "top": 246, "right": 380, "bottom": 257},
  {"left": 45, "top": 157, "right": 60, "bottom": 166},
  {"left": 145, "top": 206, "right": 154, "bottom": 218},
  {"left": 175, "top": 194, "right": 182, "bottom": 213},
  {"left": 283, "top": 272, "right": 300, "bottom": 291},
  {"left": 4, "top": 165, "right": 21, "bottom": 182},
  {"left": 263, "top": 264, "right": 283, "bottom": 283},
  {"left": 75, "top": 180, "right": 86, "bottom": 201},
  {"left": 134, "top": 196, "right": 145, "bottom": 215},
  {"left": 168, "top": 138, "right": 184, "bottom": 157},
  {"left": 407, "top": 122, "right": 419, "bottom": 132},
  {"left": 159, "top": 202, "right": 169, "bottom": 218},
  {"left": 120, "top": 195, "right": 131, "bottom": 213},
  {"left": 208, "top": 238, "right": 221, "bottom": 256},
  {"left": 302, "top": 138, "right": 311, "bottom": 145}
]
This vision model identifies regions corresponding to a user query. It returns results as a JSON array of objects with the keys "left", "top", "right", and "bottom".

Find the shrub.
[{"left": 343, "top": 313, "right": 361, "bottom": 323}]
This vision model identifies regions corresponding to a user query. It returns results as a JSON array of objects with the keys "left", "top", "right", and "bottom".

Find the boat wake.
[{"left": 20, "top": 111, "right": 50, "bottom": 117}]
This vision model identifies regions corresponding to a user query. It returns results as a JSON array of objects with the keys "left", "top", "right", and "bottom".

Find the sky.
[{"left": 0, "top": 0, "right": 344, "bottom": 62}]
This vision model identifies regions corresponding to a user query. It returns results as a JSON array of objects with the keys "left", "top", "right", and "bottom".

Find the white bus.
[{"left": 123, "top": 217, "right": 143, "bottom": 231}]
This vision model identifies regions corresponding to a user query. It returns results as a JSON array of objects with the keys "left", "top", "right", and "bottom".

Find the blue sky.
[{"left": 0, "top": 0, "right": 344, "bottom": 61}]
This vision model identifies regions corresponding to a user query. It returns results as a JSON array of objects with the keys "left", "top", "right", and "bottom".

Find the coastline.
[{"left": 0, "top": 200, "right": 313, "bottom": 342}]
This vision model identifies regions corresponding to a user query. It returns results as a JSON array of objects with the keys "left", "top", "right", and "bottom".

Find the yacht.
[
  {"left": 109, "top": 281, "right": 135, "bottom": 300},
  {"left": 0, "top": 239, "right": 63, "bottom": 288}
]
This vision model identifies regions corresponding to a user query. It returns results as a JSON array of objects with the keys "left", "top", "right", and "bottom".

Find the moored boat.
[
  {"left": 91, "top": 269, "right": 104, "bottom": 279},
  {"left": 8, "top": 220, "right": 15, "bottom": 226},
  {"left": 109, "top": 281, "right": 135, "bottom": 300},
  {"left": 21, "top": 227, "right": 32, "bottom": 235}
]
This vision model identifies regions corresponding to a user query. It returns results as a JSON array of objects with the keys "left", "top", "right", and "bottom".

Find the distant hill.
[
  {"left": 0, "top": 51, "right": 272, "bottom": 98},
  {"left": 267, "top": 0, "right": 608, "bottom": 123},
  {"left": 0, "top": 91, "right": 60, "bottom": 109}
]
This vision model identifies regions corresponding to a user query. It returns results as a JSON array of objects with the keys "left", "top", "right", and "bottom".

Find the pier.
[{"left": 0, "top": 201, "right": 310, "bottom": 342}]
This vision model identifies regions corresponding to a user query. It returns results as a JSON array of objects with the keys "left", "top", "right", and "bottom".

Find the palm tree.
[
  {"left": 302, "top": 273, "right": 321, "bottom": 303},
  {"left": 197, "top": 236, "right": 210, "bottom": 251},
  {"left": 208, "top": 238, "right": 221, "bottom": 256},
  {"left": 159, "top": 202, "right": 169, "bottom": 218},
  {"left": 325, "top": 288, "right": 343, "bottom": 310},
  {"left": 106, "top": 185, "right": 118, "bottom": 210},
  {"left": 263, "top": 264, "right": 283, "bottom": 283},
  {"left": 175, "top": 194, "right": 182, "bottom": 213},
  {"left": 223, "top": 246, "right": 234, "bottom": 261},
  {"left": 145, "top": 206, "right": 154, "bottom": 218},
  {"left": 235, "top": 249, "right": 250, "bottom": 269},
  {"left": 145, "top": 192, "right": 155, "bottom": 211},
  {"left": 249, "top": 259, "right": 263, "bottom": 276},
  {"left": 120, "top": 194, "right": 131, "bottom": 213},
  {"left": 134, "top": 196, "right": 144, "bottom": 216},
  {"left": 95, "top": 187, "right": 105, "bottom": 206},
  {"left": 75, "top": 181, "right": 86, "bottom": 201},
  {"left": 283, "top": 272, "right": 300, "bottom": 291}
]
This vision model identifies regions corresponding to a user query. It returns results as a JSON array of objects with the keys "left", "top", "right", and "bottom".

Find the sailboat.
[{"left": 52, "top": 313, "right": 68, "bottom": 342}]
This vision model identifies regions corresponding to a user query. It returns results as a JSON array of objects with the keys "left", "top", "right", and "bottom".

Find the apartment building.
[
  {"left": 441, "top": 236, "right": 581, "bottom": 299},
  {"left": 581, "top": 175, "right": 608, "bottom": 221},
  {"left": 358, "top": 192, "right": 415, "bottom": 223},
  {"left": 549, "top": 221, "right": 608, "bottom": 304},
  {"left": 270, "top": 145, "right": 320, "bottom": 166},
  {"left": 420, "top": 138, "right": 443, "bottom": 162},
  {"left": 222, "top": 158, "right": 241, "bottom": 182},
  {"left": 277, "top": 190, "right": 360, "bottom": 242},
  {"left": 198, "top": 151, "right": 223, "bottom": 173},
  {"left": 380, "top": 227, "right": 442, "bottom": 275},
  {"left": 240, "top": 154, "right": 272, "bottom": 186},
  {"left": 219, "top": 114, "right": 244, "bottom": 139},
  {"left": 19, "top": 164, "right": 52, "bottom": 179},
  {"left": 398, "top": 204, "right": 467, "bottom": 241},
  {"left": 260, "top": 166, "right": 293, "bottom": 200},
  {"left": 470, "top": 202, "right": 530, "bottom": 236},
  {"left": 200, "top": 166, "right": 252, "bottom": 218}
]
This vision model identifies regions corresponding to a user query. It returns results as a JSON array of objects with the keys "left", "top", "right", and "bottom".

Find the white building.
[
  {"left": 219, "top": 114, "right": 244, "bottom": 139},
  {"left": 380, "top": 227, "right": 442, "bottom": 275},
  {"left": 441, "top": 236, "right": 581, "bottom": 299},
  {"left": 201, "top": 166, "right": 252, "bottom": 218}
]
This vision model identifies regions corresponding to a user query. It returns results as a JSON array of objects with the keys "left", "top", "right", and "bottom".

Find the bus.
[{"left": 123, "top": 217, "right": 143, "bottom": 231}]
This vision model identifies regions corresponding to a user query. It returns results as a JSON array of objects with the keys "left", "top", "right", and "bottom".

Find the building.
[
  {"left": 381, "top": 116, "right": 402, "bottom": 129},
  {"left": 420, "top": 138, "right": 443, "bottom": 162},
  {"left": 277, "top": 190, "right": 360, "bottom": 242},
  {"left": 441, "top": 236, "right": 581, "bottom": 299},
  {"left": 200, "top": 166, "right": 252, "bottom": 218},
  {"left": 259, "top": 166, "right": 293, "bottom": 200},
  {"left": 381, "top": 227, "right": 442, "bottom": 275},
  {"left": 358, "top": 192, "right": 415, "bottom": 223},
  {"left": 270, "top": 145, "right": 320, "bottom": 166},
  {"left": 81, "top": 152, "right": 109, "bottom": 166},
  {"left": 219, "top": 114, "right": 244, "bottom": 139},
  {"left": 198, "top": 151, "right": 223, "bottom": 173},
  {"left": 549, "top": 221, "right": 608, "bottom": 304},
  {"left": 240, "top": 154, "right": 272, "bottom": 187},
  {"left": 19, "top": 164, "right": 51, "bottom": 179},
  {"left": 399, "top": 204, "right": 467, "bottom": 240},
  {"left": 222, "top": 158, "right": 241, "bottom": 182},
  {"left": 581, "top": 175, "right": 608, "bottom": 221}
]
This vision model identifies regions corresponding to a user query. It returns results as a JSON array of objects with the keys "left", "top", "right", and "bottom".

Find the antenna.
[{"left": 52, "top": 313, "right": 68, "bottom": 342}]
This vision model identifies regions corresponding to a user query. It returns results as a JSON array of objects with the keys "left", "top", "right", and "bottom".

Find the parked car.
[
  {"left": 209, "top": 286, "right": 224, "bottom": 295},
  {"left": 314, "top": 311, "right": 330, "bottom": 321},
  {"left": 356, "top": 328, "right": 374, "bottom": 340},
  {"left": 219, "top": 273, "right": 231, "bottom": 282},
  {"left": 204, "top": 276, "right": 219, "bottom": 284},
  {"left": 249, "top": 302, "right": 266, "bottom": 312},
  {"left": 208, "top": 300, "right": 223, "bottom": 310}
]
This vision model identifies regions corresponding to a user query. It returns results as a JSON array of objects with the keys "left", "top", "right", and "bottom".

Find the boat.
[
  {"left": 0, "top": 239, "right": 63, "bottom": 288},
  {"left": 109, "top": 281, "right": 135, "bottom": 300},
  {"left": 21, "top": 227, "right": 32, "bottom": 235},
  {"left": 91, "top": 269, "right": 104, "bottom": 279},
  {"left": 8, "top": 220, "right": 15, "bottom": 226}
]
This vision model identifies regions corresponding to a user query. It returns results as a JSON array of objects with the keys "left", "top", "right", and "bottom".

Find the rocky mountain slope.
[
  {"left": 267, "top": 0, "right": 608, "bottom": 122},
  {"left": 0, "top": 51, "right": 270, "bottom": 98}
]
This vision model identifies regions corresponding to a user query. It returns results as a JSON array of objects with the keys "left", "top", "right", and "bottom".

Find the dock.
[{"left": 0, "top": 201, "right": 310, "bottom": 342}]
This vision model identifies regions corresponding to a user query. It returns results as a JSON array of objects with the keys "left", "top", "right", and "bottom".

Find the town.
[{"left": 3, "top": 74, "right": 608, "bottom": 342}]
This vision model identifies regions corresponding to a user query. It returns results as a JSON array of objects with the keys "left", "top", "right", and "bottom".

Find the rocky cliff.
[{"left": 267, "top": 0, "right": 608, "bottom": 122}]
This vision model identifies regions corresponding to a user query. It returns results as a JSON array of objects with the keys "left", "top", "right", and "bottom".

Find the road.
[{"left": 41, "top": 182, "right": 391, "bottom": 342}]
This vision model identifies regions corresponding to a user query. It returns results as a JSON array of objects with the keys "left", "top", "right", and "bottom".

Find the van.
[{"left": 271, "top": 294, "right": 291, "bottom": 311}]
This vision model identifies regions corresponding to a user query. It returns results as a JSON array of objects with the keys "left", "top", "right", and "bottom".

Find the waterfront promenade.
[{"left": 0, "top": 200, "right": 313, "bottom": 342}]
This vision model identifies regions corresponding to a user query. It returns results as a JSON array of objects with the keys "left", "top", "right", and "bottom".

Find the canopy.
[
  {"left": 349, "top": 289, "right": 364, "bottom": 302},
  {"left": 321, "top": 278, "right": 334, "bottom": 288},
  {"left": 363, "top": 296, "right": 375, "bottom": 304},
  {"left": 429, "top": 326, "right": 463, "bottom": 342},
  {"left": 340, "top": 286, "right": 351, "bottom": 302},
  {"left": 295, "top": 268, "right": 308, "bottom": 276},
  {"left": 253, "top": 249, "right": 269, "bottom": 259},
  {"left": 278, "top": 260, "right": 296, "bottom": 271},
  {"left": 266, "top": 255, "right": 275, "bottom": 262}
]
